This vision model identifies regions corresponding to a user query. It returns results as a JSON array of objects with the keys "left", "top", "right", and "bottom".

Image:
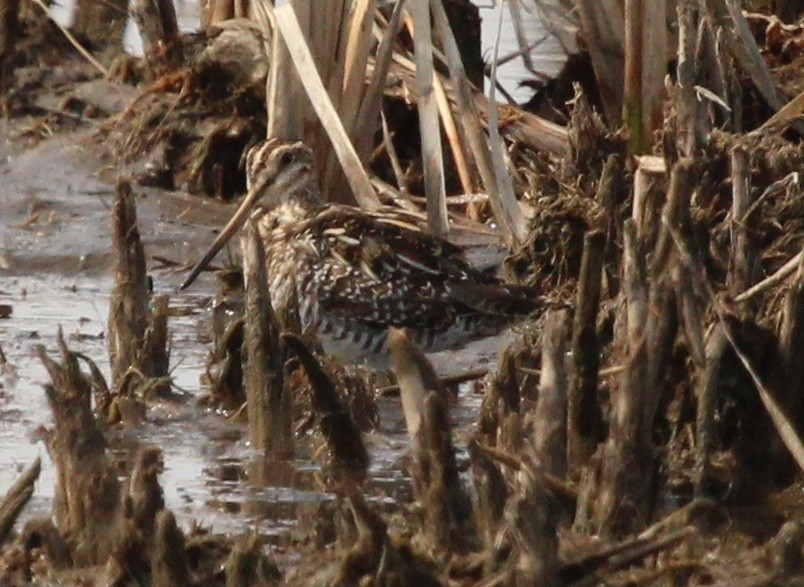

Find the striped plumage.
[{"left": 182, "top": 139, "right": 547, "bottom": 364}]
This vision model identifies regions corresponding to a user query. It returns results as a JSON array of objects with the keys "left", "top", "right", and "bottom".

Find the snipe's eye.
[{"left": 280, "top": 151, "right": 295, "bottom": 165}]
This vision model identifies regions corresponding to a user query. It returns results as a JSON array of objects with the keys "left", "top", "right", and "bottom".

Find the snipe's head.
[
  {"left": 245, "top": 139, "right": 317, "bottom": 206},
  {"left": 179, "top": 139, "right": 317, "bottom": 290}
]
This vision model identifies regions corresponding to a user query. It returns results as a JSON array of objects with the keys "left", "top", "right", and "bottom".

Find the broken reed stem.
[
  {"left": 728, "top": 145, "right": 755, "bottom": 301},
  {"left": 651, "top": 158, "right": 695, "bottom": 277},
  {"left": 378, "top": 367, "right": 487, "bottom": 396},
  {"left": 108, "top": 180, "right": 171, "bottom": 397},
  {"left": 632, "top": 156, "right": 666, "bottom": 243},
  {"left": 506, "top": 463, "right": 561, "bottom": 586},
  {"left": 37, "top": 330, "right": 121, "bottom": 565},
  {"left": 485, "top": 0, "right": 527, "bottom": 244},
  {"left": 281, "top": 333, "right": 370, "bottom": 481},
  {"left": 533, "top": 310, "right": 571, "bottom": 479},
  {"left": 380, "top": 109, "right": 410, "bottom": 199},
  {"left": 418, "top": 392, "right": 474, "bottom": 552},
  {"left": 595, "top": 219, "right": 655, "bottom": 536},
  {"left": 734, "top": 250, "right": 803, "bottom": 302},
  {"left": 152, "top": 510, "right": 191, "bottom": 587},
  {"left": 643, "top": 276, "right": 677, "bottom": 435},
  {"left": 242, "top": 221, "right": 292, "bottom": 459},
  {"left": 433, "top": 73, "right": 474, "bottom": 195},
  {"left": 340, "top": 0, "right": 376, "bottom": 138},
  {"left": 469, "top": 440, "right": 507, "bottom": 550},
  {"left": 568, "top": 230, "right": 605, "bottom": 470},
  {"left": 388, "top": 327, "right": 474, "bottom": 552},
  {"left": 694, "top": 323, "right": 727, "bottom": 495},
  {"left": 128, "top": 446, "right": 165, "bottom": 557},
  {"left": 353, "top": 0, "right": 406, "bottom": 162},
  {"left": 0, "top": 458, "right": 40, "bottom": 544},
  {"left": 108, "top": 180, "right": 150, "bottom": 387},
  {"left": 388, "top": 327, "right": 447, "bottom": 454},
  {"left": 130, "top": 0, "right": 182, "bottom": 75}
]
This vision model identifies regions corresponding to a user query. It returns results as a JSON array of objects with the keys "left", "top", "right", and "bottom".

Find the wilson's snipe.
[{"left": 181, "top": 139, "right": 547, "bottom": 364}]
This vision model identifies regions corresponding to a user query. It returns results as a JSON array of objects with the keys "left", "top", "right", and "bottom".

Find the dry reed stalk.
[
  {"left": 568, "top": 230, "right": 605, "bottom": 470},
  {"left": 623, "top": 0, "right": 667, "bottom": 154},
  {"left": 575, "top": 0, "right": 625, "bottom": 124},
  {"left": 131, "top": 0, "right": 182, "bottom": 74},
  {"left": 487, "top": 0, "right": 527, "bottom": 243},
  {"left": 506, "top": 463, "right": 561, "bottom": 586},
  {"left": 676, "top": 0, "right": 700, "bottom": 157},
  {"left": 506, "top": 0, "right": 536, "bottom": 73},
  {"left": 701, "top": 0, "right": 787, "bottom": 116},
  {"left": 352, "top": 0, "right": 406, "bottom": 161},
  {"left": 434, "top": 73, "right": 474, "bottom": 195},
  {"left": 152, "top": 510, "right": 191, "bottom": 586},
  {"left": 281, "top": 333, "right": 370, "bottom": 480},
  {"left": 28, "top": 0, "right": 108, "bottom": 76},
  {"left": 259, "top": 4, "right": 301, "bottom": 140},
  {"left": 533, "top": 310, "right": 571, "bottom": 479},
  {"left": 778, "top": 249, "right": 804, "bottom": 432},
  {"left": 271, "top": 1, "right": 380, "bottom": 210},
  {"left": 431, "top": 0, "right": 526, "bottom": 246},
  {"left": 0, "top": 458, "right": 40, "bottom": 545},
  {"left": 632, "top": 155, "right": 666, "bottom": 244},
  {"left": 242, "top": 221, "right": 291, "bottom": 459},
  {"left": 409, "top": 0, "right": 449, "bottom": 236},
  {"left": 734, "top": 250, "right": 804, "bottom": 302},
  {"left": 380, "top": 110, "right": 412, "bottom": 200},
  {"left": 388, "top": 328, "right": 476, "bottom": 552},
  {"left": 390, "top": 49, "right": 570, "bottom": 156},
  {"left": 38, "top": 330, "right": 122, "bottom": 565},
  {"left": 340, "top": 0, "right": 376, "bottom": 135},
  {"left": 490, "top": 98, "right": 571, "bottom": 155},
  {"left": 594, "top": 219, "right": 655, "bottom": 536},
  {"left": 325, "top": 0, "right": 350, "bottom": 113}
]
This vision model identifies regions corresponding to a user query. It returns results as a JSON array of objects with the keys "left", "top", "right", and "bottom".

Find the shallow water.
[{"left": 0, "top": 265, "right": 494, "bottom": 542}]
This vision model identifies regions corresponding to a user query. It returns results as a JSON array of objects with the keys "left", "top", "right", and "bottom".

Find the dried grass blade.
[
  {"left": 431, "top": 0, "right": 525, "bottom": 246},
  {"left": 341, "top": 0, "right": 376, "bottom": 135},
  {"left": 486, "top": 0, "right": 528, "bottom": 243},
  {"left": 409, "top": 0, "right": 448, "bottom": 236},
  {"left": 353, "top": 0, "right": 406, "bottom": 161},
  {"left": 272, "top": 1, "right": 380, "bottom": 210},
  {"left": 721, "top": 0, "right": 784, "bottom": 112},
  {"left": 434, "top": 73, "right": 474, "bottom": 194}
]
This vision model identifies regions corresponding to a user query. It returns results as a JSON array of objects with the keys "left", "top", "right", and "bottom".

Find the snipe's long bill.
[{"left": 180, "top": 138, "right": 548, "bottom": 364}]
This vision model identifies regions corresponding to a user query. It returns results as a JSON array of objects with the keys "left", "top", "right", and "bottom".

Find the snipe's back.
[{"left": 183, "top": 139, "right": 548, "bottom": 365}]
